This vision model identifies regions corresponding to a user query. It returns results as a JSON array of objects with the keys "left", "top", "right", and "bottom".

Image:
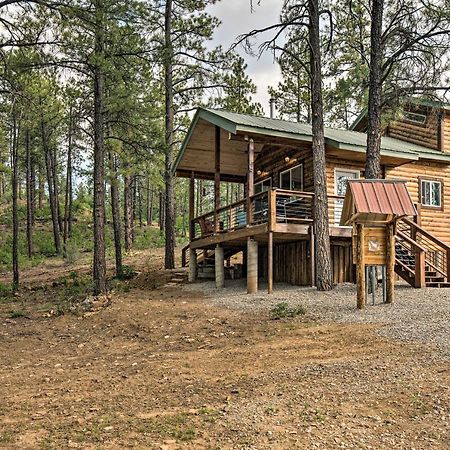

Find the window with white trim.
[
  {"left": 280, "top": 164, "right": 303, "bottom": 191},
  {"left": 421, "top": 179, "right": 442, "bottom": 208},
  {"left": 404, "top": 111, "right": 427, "bottom": 125}
]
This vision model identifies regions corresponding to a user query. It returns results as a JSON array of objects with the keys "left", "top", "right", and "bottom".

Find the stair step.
[
  {"left": 426, "top": 282, "right": 450, "bottom": 288},
  {"left": 426, "top": 276, "right": 445, "bottom": 283}
]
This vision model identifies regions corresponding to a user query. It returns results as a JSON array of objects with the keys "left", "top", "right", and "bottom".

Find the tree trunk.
[
  {"left": 147, "top": 177, "right": 153, "bottom": 226},
  {"left": 124, "top": 173, "right": 133, "bottom": 251},
  {"left": 92, "top": 0, "right": 107, "bottom": 294},
  {"left": 164, "top": 0, "right": 176, "bottom": 269},
  {"left": 51, "top": 146, "right": 63, "bottom": 234},
  {"left": 63, "top": 111, "right": 73, "bottom": 258},
  {"left": 41, "top": 117, "right": 61, "bottom": 254},
  {"left": 11, "top": 110, "right": 20, "bottom": 290},
  {"left": 308, "top": 0, "right": 333, "bottom": 291},
  {"left": 159, "top": 191, "right": 165, "bottom": 231},
  {"left": 365, "top": 0, "right": 384, "bottom": 179},
  {"left": 38, "top": 161, "right": 44, "bottom": 210},
  {"left": 25, "top": 128, "right": 33, "bottom": 258},
  {"left": 109, "top": 149, "right": 123, "bottom": 277}
]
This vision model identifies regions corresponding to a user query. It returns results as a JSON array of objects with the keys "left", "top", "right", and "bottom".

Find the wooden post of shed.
[
  {"left": 356, "top": 223, "right": 365, "bottom": 309},
  {"left": 188, "top": 172, "right": 197, "bottom": 282},
  {"left": 214, "top": 125, "right": 221, "bottom": 233},
  {"left": 386, "top": 222, "right": 395, "bottom": 304},
  {"left": 309, "top": 225, "right": 315, "bottom": 287},
  {"left": 246, "top": 138, "right": 254, "bottom": 225},
  {"left": 267, "top": 189, "right": 275, "bottom": 294},
  {"left": 247, "top": 237, "right": 258, "bottom": 294},
  {"left": 215, "top": 244, "right": 224, "bottom": 288}
]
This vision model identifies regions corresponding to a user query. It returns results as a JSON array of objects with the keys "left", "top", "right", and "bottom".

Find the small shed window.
[
  {"left": 421, "top": 179, "right": 442, "bottom": 208},
  {"left": 404, "top": 111, "right": 427, "bottom": 125},
  {"left": 254, "top": 178, "right": 271, "bottom": 194},
  {"left": 280, "top": 164, "right": 303, "bottom": 191}
]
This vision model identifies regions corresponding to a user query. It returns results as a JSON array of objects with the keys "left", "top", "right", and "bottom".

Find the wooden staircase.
[{"left": 395, "top": 217, "right": 450, "bottom": 288}]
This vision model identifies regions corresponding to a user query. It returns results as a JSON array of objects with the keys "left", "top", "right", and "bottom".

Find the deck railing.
[{"left": 191, "top": 189, "right": 345, "bottom": 240}]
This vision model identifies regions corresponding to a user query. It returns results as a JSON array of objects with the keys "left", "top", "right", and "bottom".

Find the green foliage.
[
  {"left": 133, "top": 227, "right": 166, "bottom": 250},
  {"left": 270, "top": 302, "right": 305, "bottom": 320},
  {"left": 9, "top": 310, "right": 25, "bottom": 318}
]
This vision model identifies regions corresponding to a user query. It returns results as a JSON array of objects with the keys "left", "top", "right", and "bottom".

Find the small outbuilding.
[{"left": 340, "top": 180, "right": 417, "bottom": 308}]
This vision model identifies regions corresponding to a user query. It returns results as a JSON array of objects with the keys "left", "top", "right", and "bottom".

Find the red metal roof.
[{"left": 347, "top": 180, "right": 416, "bottom": 217}]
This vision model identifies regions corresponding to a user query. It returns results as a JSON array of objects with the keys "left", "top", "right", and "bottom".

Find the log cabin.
[{"left": 174, "top": 98, "right": 450, "bottom": 293}]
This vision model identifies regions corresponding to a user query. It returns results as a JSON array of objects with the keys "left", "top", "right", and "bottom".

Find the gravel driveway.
[{"left": 184, "top": 280, "right": 450, "bottom": 357}]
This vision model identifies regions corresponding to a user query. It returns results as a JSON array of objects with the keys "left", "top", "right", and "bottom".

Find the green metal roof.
[{"left": 175, "top": 107, "right": 450, "bottom": 173}]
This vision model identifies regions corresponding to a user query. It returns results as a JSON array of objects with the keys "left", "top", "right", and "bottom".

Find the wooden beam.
[
  {"left": 438, "top": 112, "right": 445, "bottom": 152},
  {"left": 356, "top": 223, "right": 365, "bottom": 309},
  {"left": 247, "top": 238, "right": 258, "bottom": 294},
  {"left": 247, "top": 139, "right": 254, "bottom": 224},
  {"left": 214, "top": 126, "right": 221, "bottom": 233},
  {"left": 268, "top": 231, "right": 273, "bottom": 294},
  {"left": 189, "top": 172, "right": 195, "bottom": 240},
  {"left": 175, "top": 169, "right": 245, "bottom": 184},
  {"left": 386, "top": 223, "right": 395, "bottom": 304},
  {"left": 309, "top": 225, "right": 315, "bottom": 287},
  {"left": 215, "top": 245, "right": 224, "bottom": 288}
]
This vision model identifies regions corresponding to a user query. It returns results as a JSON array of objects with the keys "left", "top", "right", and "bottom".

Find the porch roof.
[{"left": 174, "top": 108, "right": 450, "bottom": 180}]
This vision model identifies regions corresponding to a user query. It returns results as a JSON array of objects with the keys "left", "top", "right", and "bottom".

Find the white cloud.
[{"left": 207, "top": 0, "right": 283, "bottom": 115}]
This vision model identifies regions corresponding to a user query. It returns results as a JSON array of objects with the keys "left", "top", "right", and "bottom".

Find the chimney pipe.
[{"left": 269, "top": 98, "right": 275, "bottom": 119}]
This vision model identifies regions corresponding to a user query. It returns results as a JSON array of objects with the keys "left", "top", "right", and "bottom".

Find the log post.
[
  {"left": 268, "top": 231, "right": 273, "bottom": 294},
  {"left": 189, "top": 172, "right": 195, "bottom": 240},
  {"left": 214, "top": 126, "right": 221, "bottom": 233},
  {"left": 189, "top": 248, "right": 197, "bottom": 283},
  {"left": 356, "top": 223, "right": 365, "bottom": 309},
  {"left": 415, "top": 248, "right": 426, "bottom": 288},
  {"left": 309, "top": 225, "right": 315, "bottom": 287},
  {"left": 386, "top": 222, "right": 395, "bottom": 304},
  {"left": 247, "top": 237, "right": 258, "bottom": 294},
  {"left": 215, "top": 244, "right": 224, "bottom": 288},
  {"left": 246, "top": 139, "right": 254, "bottom": 225}
]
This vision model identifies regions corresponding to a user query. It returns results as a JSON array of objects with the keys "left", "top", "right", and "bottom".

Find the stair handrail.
[
  {"left": 395, "top": 231, "right": 427, "bottom": 287},
  {"left": 401, "top": 217, "right": 450, "bottom": 251},
  {"left": 396, "top": 231, "right": 427, "bottom": 253}
]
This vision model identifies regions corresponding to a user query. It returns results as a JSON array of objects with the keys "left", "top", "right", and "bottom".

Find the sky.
[{"left": 206, "top": 0, "right": 283, "bottom": 115}]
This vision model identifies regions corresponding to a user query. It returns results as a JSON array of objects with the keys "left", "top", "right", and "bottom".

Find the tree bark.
[
  {"left": 92, "top": 0, "right": 107, "bottom": 294},
  {"left": 365, "top": 0, "right": 384, "bottom": 179},
  {"left": 124, "top": 173, "right": 133, "bottom": 251},
  {"left": 41, "top": 117, "right": 61, "bottom": 255},
  {"left": 147, "top": 178, "right": 153, "bottom": 226},
  {"left": 308, "top": 0, "right": 333, "bottom": 291},
  {"left": 164, "top": 0, "right": 176, "bottom": 269},
  {"left": 26, "top": 127, "right": 34, "bottom": 258},
  {"left": 11, "top": 110, "right": 20, "bottom": 290},
  {"left": 108, "top": 148, "right": 123, "bottom": 277},
  {"left": 63, "top": 110, "right": 73, "bottom": 258}
]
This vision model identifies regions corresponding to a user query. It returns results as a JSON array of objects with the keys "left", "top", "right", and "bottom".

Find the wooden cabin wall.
[
  {"left": 386, "top": 161, "right": 450, "bottom": 244},
  {"left": 254, "top": 144, "right": 314, "bottom": 191},
  {"left": 386, "top": 107, "right": 440, "bottom": 150},
  {"left": 444, "top": 112, "right": 450, "bottom": 153},
  {"left": 258, "top": 238, "right": 354, "bottom": 286}
]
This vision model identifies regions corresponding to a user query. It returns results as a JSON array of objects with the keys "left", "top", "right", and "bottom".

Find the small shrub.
[
  {"left": 9, "top": 310, "right": 26, "bottom": 319},
  {"left": 116, "top": 265, "right": 137, "bottom": 280},
  {"left": 270, "top": 302, "right": 305, "bottom": 320}
]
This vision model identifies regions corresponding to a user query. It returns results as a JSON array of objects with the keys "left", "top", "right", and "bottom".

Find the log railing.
[{"left": 190, "top": 189, "right": 344, "bottom": 240}]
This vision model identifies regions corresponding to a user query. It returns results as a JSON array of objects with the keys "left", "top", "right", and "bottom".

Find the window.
[
  {"left": 280, "top": 164, "right": 303, "bottom": 191},
  {"left": 254, "top": 178, "right": 271, "bottom": 194},
  {"left": 421, "top": 179, "right": 442, "bottom": 208},
  {"left": 404, "top": 111, "right": 427, "bottom": 125}
]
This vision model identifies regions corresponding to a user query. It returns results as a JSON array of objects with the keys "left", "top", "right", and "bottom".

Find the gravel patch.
[{"left": 184, "top": 279, "right": 450, "bottom": 356}]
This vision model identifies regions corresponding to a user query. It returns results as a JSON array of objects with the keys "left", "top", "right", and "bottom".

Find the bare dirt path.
[{"left": 0, "top": 250, "right": 449, "bottom": 449}]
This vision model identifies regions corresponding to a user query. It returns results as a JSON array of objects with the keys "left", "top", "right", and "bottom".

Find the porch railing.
[{"left": 191, "top": 189, "right": 345, "bottom": 240}]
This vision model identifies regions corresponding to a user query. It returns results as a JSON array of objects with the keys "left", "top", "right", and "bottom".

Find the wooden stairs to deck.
[{"left": 395, "top": 217, "right": 450, "bottom": 288}]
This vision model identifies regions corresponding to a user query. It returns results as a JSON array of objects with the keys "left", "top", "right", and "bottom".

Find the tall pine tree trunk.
[
  {"left": 164, "top": 0, "right": 176, "bottom": 269},
  {"left": 108, "top": 148, "right": 123, "bottom": 277},
  {"left": 11, "top": 110, "right": 20, "bottom": 290},
  {"left": 63, "top": 112, "right": 73, "bottom": 258},
  {"left": 26, "top": 128, "right": 33, "bottom": 258},
  {"left": 124, "top": 173, "right": 133, "bottom": 251},
  {"left": 92, "top": 0, "right": 107, "bottom": 294},
  {"left": 309, "top": 0, "right": 333, "bottom": 291},
  {"left": 365, "top": 0, "right": 384, "bottom": 179},
  {"left": 41, "top": 117, "right": 61, "bottom": 254},
  {"left": 146, "top": 177, "right": 153, "bottom": 226}
]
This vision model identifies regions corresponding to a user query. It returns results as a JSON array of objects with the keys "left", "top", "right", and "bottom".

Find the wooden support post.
[
  {"left": 356, "top": 223, "right": 365, "bottom": 309},
  {"left": 268, "top": 231, "right": 273, "bottom": 294},
  {"left": 214, "top": 126, "right": 221, "bottom": 233},
  {"left": 215, "top": 245, "right": 224, "bottom": 288},
  {"left": 438, "top": 113, "right": 445, "bottom": 152},
  {"left": 189, "top": 248, "right": 197, "bottom": 283},
  {"left": 247, "top": 237, "right": 258, "bottom": 294},
  {"left": 415, "top": 249, "right": 426, "bottom": 288},
  {"left": 246, "top": 139, "right": 254, "bottom": 225},
  {"left": 386, "top": 222, "right": 395, "bottom": 304},
  {"left": 309, "top": 225, "right": 315, "bottom": 287},
  {"left": 189, "top": 172, "right": 195, "bottom": 240}
]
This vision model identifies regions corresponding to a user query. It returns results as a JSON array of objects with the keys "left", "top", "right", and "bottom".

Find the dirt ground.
[{"left": 0, "top": 249, "right": 449, "bottom": 449}]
